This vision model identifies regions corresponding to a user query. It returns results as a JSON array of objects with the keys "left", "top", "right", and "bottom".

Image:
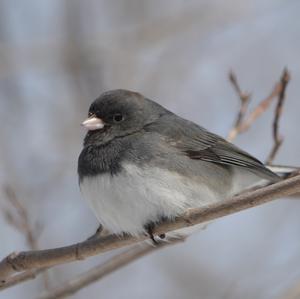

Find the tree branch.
[
  {"left": 2, "top": 185, "right": 40, "bottom": 251},
  {"left": 266, "top": 68, "right": 290, "bottom": 164},
  {"left": 227, "top": 71, "right": 251, "bottom": 141},
  {"left": 36, "top": 238, "right": 185, "bottom": 299},
  {"left": 1, "top": 174, "right": 299, "bottom": 285},
  {"left": 0, "top": 268, "right": 48, "bottom": 291},
  {"left": 227, "top": 69, "right": 289, "bottom": 142},
  {"left": 2, "top": 185, "right": 50, "bottom": 289}
]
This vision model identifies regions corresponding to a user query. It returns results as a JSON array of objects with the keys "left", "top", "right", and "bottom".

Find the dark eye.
[{"left": 113, "top": 113, "right": 124, "bottom": 122}]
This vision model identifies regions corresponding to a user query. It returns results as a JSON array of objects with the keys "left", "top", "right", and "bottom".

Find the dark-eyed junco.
[{"left": 78, "top": 89, "right": 280, "bottom": 241}]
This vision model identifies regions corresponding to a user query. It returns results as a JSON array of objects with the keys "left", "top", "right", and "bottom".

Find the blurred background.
[{"left": 0, "top": 1, "right": 300, "bottom": 298}]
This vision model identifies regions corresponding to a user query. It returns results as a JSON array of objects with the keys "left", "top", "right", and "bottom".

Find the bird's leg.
[
  {"left": 87, "top": 224, "right": 103, "bottom": 241},
  {"left": 144, "top": 222, "right": 159, "bottom": 244}
]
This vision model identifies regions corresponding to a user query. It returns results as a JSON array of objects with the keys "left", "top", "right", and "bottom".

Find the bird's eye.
[{"left": 113, "top": 113, "right": 124, "bottom": 122}]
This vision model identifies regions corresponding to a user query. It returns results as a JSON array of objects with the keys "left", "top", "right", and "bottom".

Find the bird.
[{"left": 78, "top": 89, "right": 280, "bottom": 242}]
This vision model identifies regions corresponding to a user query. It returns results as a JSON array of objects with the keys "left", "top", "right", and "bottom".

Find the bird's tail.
[{"left": 266, "top": 165, "right": 300, "bottom": 178}]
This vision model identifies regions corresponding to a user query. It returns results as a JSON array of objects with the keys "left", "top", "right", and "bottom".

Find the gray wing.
[{"left": 145, "top": 114, "right": 280, "bottom": 182}]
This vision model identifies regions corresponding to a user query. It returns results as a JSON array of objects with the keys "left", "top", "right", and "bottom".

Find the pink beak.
[{"left": 81, "top": 116, "right": 105, "bottom": 131}]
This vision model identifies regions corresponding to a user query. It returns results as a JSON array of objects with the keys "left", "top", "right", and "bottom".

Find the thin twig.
[
  {"left": 0, "top": 268, "right": 48, "bottom": 291},
  {"left": 266, "top": 69, "right": 290, "bottom": 164},
  {"left": 3, "top": 186, "right": 39, "bottom": 251},
  {"left": 227, "top": 69, "right": 289, "bottom": 142},
  {"left": 2, "top": 185, "right": 50, "bottom": 289},
  {"left": 227, "top": 71, "right": 251, "bottom": 141},
  {"left": 36, "top": 238, "right": 185, "bottom": 299},
  {"left": 0, "top": 174, "right": 299, "bottom": 286}
]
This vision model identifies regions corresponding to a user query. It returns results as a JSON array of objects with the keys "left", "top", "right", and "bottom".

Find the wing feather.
[{"left": 146, "top": 114, "right": 280, "bottom": 182}]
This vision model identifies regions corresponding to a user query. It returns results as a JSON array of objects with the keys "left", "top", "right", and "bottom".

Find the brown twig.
[
  {"left": 36, "top": 238, "right": 185, "bottom": 299},
  {"left": 266, "top": 69, "right": 290, "bottom": 164},
  {"left": 227, "top": 69, "right": 289, "bottom": 142},
  {"left": 0, "top": 268, "right": 48, "bottom": 291},
  {"left": 3, "top": 185, "right": 39, "bottom": 251},
  {"left": 2, "top": 185, "right": 50, "bottom": 289},
  {"left": 227, "top": 71, "right": 251, "bottom": 141},
  {"left": 0, "top": 174, "right": 299, "bottom": 286}
]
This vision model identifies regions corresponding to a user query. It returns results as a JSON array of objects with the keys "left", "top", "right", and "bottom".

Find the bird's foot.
[{"left": 144, "top": 222, "right": 165, "bottom": 245}]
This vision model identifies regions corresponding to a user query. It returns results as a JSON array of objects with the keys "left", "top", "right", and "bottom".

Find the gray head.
[{"left": 82, "top": 89, "right": 168, "bottom": 146}]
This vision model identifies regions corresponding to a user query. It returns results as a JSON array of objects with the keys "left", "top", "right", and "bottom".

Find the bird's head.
[{"left": 82, "top": 89, "right": 167, "bottom": 146}]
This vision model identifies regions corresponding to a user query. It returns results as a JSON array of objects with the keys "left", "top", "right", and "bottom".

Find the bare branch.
[
  {"left": 36, "top": 238, "right": 185, "bottom": 299},
  {"left": 227, "top": 71, "right": 251, "bottom": 141},
  {"left": 227, "top": 69, "right": 289, "bottom": 141},
  {"left": 0, "top": 268, "right": 48, "bottom": 291},
  {"left": 266, "top": 69, "right": 290, "bottom": 164},
  {"left": 0, "top": 174, "right": 299, "bottom": 286},
  {"left": 2, "top": 185, "right": 50, "bottom": 289},
  {"left": 3, "top": 185, "right": 39, "bottom": 251}
]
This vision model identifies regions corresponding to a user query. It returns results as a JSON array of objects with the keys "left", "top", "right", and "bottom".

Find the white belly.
[{"left": 80, "top": 163, "right": 222, "bottom": 236}]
